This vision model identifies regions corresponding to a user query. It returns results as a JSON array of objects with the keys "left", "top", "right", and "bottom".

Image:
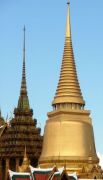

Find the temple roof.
[{"left": 52, "top": 2, "right": 85, "bottom": 106}]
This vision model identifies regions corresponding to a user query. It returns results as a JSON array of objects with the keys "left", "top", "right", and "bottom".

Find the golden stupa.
[{"left": 39, "top": 2, "right": 103, "bottom": 179}]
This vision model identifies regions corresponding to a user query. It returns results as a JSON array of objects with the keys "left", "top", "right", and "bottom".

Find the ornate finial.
[
  {"left": 65, "top": 0, "right": 71, "bottom": 39},
  {"left": 67, "top": 0, "right": 70, "bottom": 5}
]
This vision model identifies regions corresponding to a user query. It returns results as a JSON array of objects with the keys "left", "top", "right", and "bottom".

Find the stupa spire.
[
  {"left": 66, "top": 1, "right": 71, "bottom": 38},
  {"left": 52, "top": 2, "right": 85, "bottom": 108},
  {"left": 20, "top": 26, "right": 27, "bottom": 96},
  {"left": 17, "top": 26, "right": 30, "bottom": 110}
]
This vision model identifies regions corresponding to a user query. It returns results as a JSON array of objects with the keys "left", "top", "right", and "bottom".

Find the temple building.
[
  {"left": 0, "top": 27, "right": 42, "bottom": 180},
  {"left": 39, "top": 2, "right": 103, "bottom": 179},
  {"left": 0, "top": 2, "right": 103, "bottom": 180}
]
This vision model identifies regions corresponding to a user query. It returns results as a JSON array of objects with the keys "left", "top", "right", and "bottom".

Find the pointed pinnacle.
[
  {"left": 17, "top": 27, "right": 30, "bottom": 111},
  {"left": 67, "top": 0, "right": 70, "bottom": 5},
  {"left": 66, "top": 0, "right": 71, "bottom": 38},
  {"left": 24, "top": 145, "right": 27, "bottom": 158},
  {"left": 52, "top": 1, "right": 85, "bottom": 106},
  {"left": 20, "top": 26, "right": 27, "bottom": 96},
  {"left": 23, "top": 25, "right": 26, "bottom": 63}
]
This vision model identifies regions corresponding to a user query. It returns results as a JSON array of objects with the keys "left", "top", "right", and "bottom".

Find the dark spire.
[
  {"left": 17, "top": 26, "right": 30, "bottom": 111},
  {"left": 20, "top": 26, "right": 27, "bottom": 96}
]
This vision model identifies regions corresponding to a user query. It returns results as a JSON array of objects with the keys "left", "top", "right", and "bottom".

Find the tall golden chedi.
[{"left": 39, "top": 2, "right": 103, "bottom": 179}]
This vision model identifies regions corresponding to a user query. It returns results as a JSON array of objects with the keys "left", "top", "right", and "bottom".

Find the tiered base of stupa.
[{"left": 39, "top": 109, "right": 103, "bottom": 179}]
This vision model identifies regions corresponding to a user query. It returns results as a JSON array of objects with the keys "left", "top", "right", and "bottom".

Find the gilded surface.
[
  {"left": 39, "top": 3, "right": 103, "bottom": 179},
  {"left": 52, "top": 3, "right": 85, "bottom": 106}
]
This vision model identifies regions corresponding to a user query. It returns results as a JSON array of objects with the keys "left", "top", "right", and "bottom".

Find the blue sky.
[{"left": 0, "top": 0, "right": 103, "bottom": 153}]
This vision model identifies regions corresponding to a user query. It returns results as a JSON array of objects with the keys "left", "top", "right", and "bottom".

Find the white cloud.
[{"left": 97, "top": 152, "right": 103, "bottom": 169}]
